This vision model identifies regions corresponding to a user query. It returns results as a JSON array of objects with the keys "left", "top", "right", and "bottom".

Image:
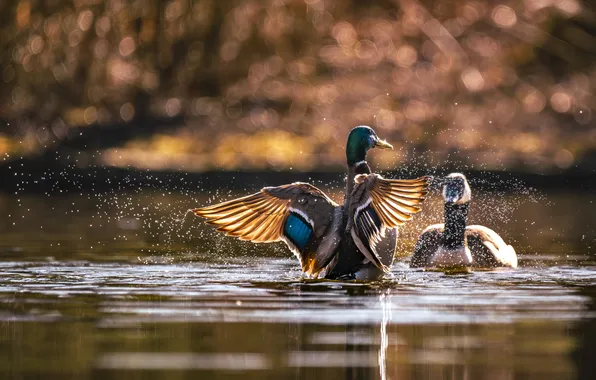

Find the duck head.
[
  {"left": 442, "top": 173, "right": 471, "bottom": 205},
  {"left": 345, "top": 126, "right": 393, "bottom": 166}
]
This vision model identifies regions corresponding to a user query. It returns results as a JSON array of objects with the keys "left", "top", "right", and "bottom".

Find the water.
[{"left": 1, "top": 188, "right": 595, "bottom": 380}]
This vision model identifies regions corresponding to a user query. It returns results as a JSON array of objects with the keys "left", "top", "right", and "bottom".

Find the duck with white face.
[{"left": 410, "top": 173, "right": 517, "bottom": 271}]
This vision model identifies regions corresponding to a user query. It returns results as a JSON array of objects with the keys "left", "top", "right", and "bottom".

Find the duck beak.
[{"left": 375, "top": 139, "right": 393, "bottom": 150}]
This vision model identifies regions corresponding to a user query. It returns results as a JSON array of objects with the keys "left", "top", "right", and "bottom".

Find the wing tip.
[{"left": 192, "top": 207, "right": 207, "bottom": 217}]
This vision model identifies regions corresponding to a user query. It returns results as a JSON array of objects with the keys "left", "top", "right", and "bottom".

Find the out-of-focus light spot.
[
  {"left": 13, "top": 46, "right": 24, "bottom": 63},
  {"left": 522, "top": 90, "right": 546, "bottom": 113},
  {"left": 95, "top": 16, "right": 111, "bottom": 38},
  {"left": 109, "top": 59, "right": 140, "bottom": 85},
  {"left": 78, "top": 10, "right": 94, "bottom": 31},
  {"left": 262, "top": 80, "right": 287, "bottom": 100},
  {"left": 556, "top": 0, "right": 581, "bottom": 17},
  {"left": 461, "top": 67, "right": 484, "bottom": 92},
  {"left": 165, "top": 98, "right": 182, "bottom": 117},
  {"left": 3, "top": 66, "right": 15, "bottom": 83},
  {"left": 22, "top": 54, "right": 34, "bottom": 72},
  {"left": 266, "top": 56, "right": 284, "bottom": 76},
  {"left": 332, "top": 22, "right": 357, "bottom": 47},
  {"left": 249, "top": 108, "right": 279, "bottom": 129},
  {"left": 52, "top": 64, "right": 69, "bottom": 82},
  {"left": 44, "top": 16, "right": 61, "bottom": 38},
  {"left": 525, "top": 0, "right": 551, "bottom": 13},
  {"left": 0, "top": 136, "right": 13, "bottom": 156},
  {"left": 36, "top": 127, "right": 50, "bottom": 144},
  {"left": 550, "top": 92, "right": 572, "bottom": 113},
  {"left": 513, "top": 133, "right": 542, "bottom": 153},
  {"left": 12, "top": 86, "right": 25, "bottom": 104},
  {"left": 220, "top": 41, "right": 240, "bottom": 62},
  {"left": 392, "top": 68, "right": 413, "bottom": 85},
  {"left": 226, "top": 101, "right": 242, "bottom": 119},
  {"left": 17, "top": 1, "right": 31, "bottom": 28},
  {"left": 248, "top": 62, "right": 268, "bottom": 84},
  {"left": 492, "top": 5, "right": 517, "bottom": 28},
  {"left": 313, "top": 11, "right": 333, "bottom": 32},
  {"left": 287, "top": 60, "right": 315, "bottom": 79},
  {"left": 192, "top": 98, "right": 212, "bottom": 116},
  {"left": 29, "top": 35, "right": 44, "bottom": 54},
  {"left": 165, "top": 0, "right": 184, "bottom": 21},
  {"left": 444, "top": 19, "right": 464, "bottom": 37},
  {"left": 68, "top": 30, "right": 83, "bottom": 47},
  {"left": 63, "top": 14, "right": 77, "bottom": 35},
  {"left": 461, "top": 3, "right": 484, "bottom": 25},
  {"left": 394, "top": 45, "right": 417, "bottom": 68},
  {"left": 376, "top": 109, "right": 396, "bottom": 130},
  {"left": 404, "top": 100, "right": 429, "bottom": 122},
  {"left": 466, "top": 34, "right": 499, "bottom": 58},
  {"left": 119, "top": 37, "right": 136, "bottom": 57},
  {"left": 317, "top": 84, "right": 339, "bottom": 104},
  {"left": 120, "top": 103, "right": 135, "bottom": 122},
  {"left": 354, "top": 40, "right": 378, "bottom": 62},
  {"left": 555, "top": 149, "right": 574, "bottom": 169},
  {"left": 84, "top": 107, "right": 98, "bottom": 124}
]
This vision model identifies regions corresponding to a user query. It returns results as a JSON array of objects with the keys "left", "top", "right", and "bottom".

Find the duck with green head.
[{"left": 193, "top": 126, "right": 430, "bottom": 280}]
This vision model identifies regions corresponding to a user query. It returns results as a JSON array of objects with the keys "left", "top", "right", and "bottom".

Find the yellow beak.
[{"left": 375, "top": 139, "right": 393, "bottom": 150}]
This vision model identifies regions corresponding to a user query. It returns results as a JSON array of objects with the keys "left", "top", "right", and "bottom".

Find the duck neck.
[
  {"left": 345, "top": 161, "right": 371, "bottom": 203},
  {"left": 442, "top": 202, "right": 469, "bottom": 249}
]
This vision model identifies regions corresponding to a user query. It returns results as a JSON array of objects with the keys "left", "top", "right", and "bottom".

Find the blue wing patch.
[{"left": 284, "top": 213, "right": 312, "bottom": 250}]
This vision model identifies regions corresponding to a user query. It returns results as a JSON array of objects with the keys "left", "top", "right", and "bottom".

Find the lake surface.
[{"left": 1, "top": 184, "right": 595, "bottom": 380}]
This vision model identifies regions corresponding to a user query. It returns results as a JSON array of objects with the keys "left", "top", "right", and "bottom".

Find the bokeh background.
[{"left": 0, "top": 0, "right": 595, "bottom": 175}]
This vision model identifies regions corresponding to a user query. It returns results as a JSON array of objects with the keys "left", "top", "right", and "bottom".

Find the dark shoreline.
[{"left": 0, "top": 158, "right": 594, "bottom": 195}]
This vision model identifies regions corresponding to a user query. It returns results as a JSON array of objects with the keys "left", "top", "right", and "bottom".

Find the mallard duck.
[
  {"left": 410, "top": 173, "right": 517, "bottom": 270},
  {"left": 193, "top": 126, "right": 430, "bottom": 280}
]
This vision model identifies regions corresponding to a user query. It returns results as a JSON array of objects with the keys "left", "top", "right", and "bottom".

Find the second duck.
[{"left": 410, "top": 173, "right": 517, "bottom": 270}]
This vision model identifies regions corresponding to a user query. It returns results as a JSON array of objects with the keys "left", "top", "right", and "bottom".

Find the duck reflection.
[{"left": 290, "top": 287, "right": 524, "bottom": 380}]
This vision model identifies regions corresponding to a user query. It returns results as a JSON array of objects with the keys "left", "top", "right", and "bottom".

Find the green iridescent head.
[{"left": 345, "top": 126, "right": 393, "bottom": 166}]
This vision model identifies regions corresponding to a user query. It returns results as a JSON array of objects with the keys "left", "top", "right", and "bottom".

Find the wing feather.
[
  {"left": 193, "top": 183, "right": 340, "bottom": 276},
  {"left": 465, "top": 225, "right": 518, "bottom": 268},
  {"left": 350, "top": 174, "right": 430, "bottom": 271}
]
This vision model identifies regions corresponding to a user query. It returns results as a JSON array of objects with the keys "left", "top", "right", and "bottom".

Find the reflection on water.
[{"left": 0, "top": 190, "right": 595, "bottom": 379}]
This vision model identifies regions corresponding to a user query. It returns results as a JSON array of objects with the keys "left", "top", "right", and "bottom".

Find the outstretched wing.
[
  {"left": 193, "top": 183, "right": 340, "bottom": 276},
  {"left": 349, "top": 174, "right": 430, "bottom": 272},
  {"left": 466, "top": 225, "right": 518, "bottom": 268}
]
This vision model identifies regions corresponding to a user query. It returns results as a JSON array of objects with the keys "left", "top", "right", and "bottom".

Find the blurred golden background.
[{"left": 0, "top": 0, "right": 595, "bottom": 173}]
